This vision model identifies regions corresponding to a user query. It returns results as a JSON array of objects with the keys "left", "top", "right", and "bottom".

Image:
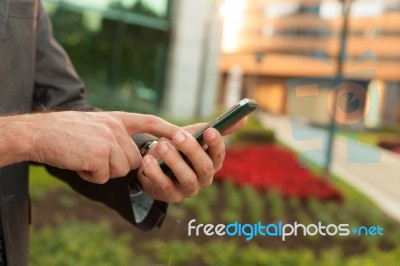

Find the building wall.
[
  {"left": 383, "top": 82, "right": 400, "bottom": 125},
  {"left": 162, "top": 0, "right": 223, "bottom": 119},
  {"left": 219, "top": 0, "right": 400, "bottom": 126}
]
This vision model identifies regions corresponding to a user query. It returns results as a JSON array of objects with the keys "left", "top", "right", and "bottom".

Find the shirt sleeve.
[
  {"left": 33, "top": 2, "right": 90, "bottom": 110},
  {"left": 32, "top": 2, "right": 168, "bottom": 230}
]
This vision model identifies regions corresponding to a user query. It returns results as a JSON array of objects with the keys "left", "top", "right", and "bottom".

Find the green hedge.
[
  {"left": 30, "top": 222, "right": 134, "bottom": 266},
  {"left": 146, "top": 240, "right": 400, "bottom": 266},
  {"left": 228, "top": 116, "right": 275, "bottom": 145}
]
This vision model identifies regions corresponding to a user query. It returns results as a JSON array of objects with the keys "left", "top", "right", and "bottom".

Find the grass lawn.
[
  {"left": 337, "top": 129, "right": 400, "bottom": 147},
  {"left": 29, "top": 165, "right": 68, "bottom": 200}
]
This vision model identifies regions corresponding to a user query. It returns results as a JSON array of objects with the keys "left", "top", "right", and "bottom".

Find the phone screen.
[{"left": 193, "top": 98, "right": 258, "bottom": 143}]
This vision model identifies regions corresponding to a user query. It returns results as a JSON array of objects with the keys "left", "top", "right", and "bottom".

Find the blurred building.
[
  {"left": 44, "top": 0, "right": 222, "bottom": 119},
  {"left": 219, "top": 0, "right": 400, "bottom": 127}
]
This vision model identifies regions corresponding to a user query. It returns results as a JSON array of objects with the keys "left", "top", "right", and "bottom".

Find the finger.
[
  {"left": 221, "top": 117, "right": 248, "bottom": 135},
  {"left": 137, "top": 168, "right": 183, "bottom": 202},
  {"left": 109, "top": 144, "right": 131, "bottom": 178},
  {"left": 77, "top": 164, "right": 109, "bottom": 184},
  {"left": 156, "top": 141, "right": 199, "bottom": 196},
  {"left": 113, "top": 112, "right": 181, "bottom": 139},
  {"left": 141, "top": 155, "right": 184, "bottom": 203},
  {"left": 203, "top": 128, "right": 225, "bottom": 172},
  {"left": 77, "top": 170, "right": 93, "bottom": 183},
  {"left": 137, "top": 170, "right": 158, "bottom": 199},
  {"left": 116, "top": 133, "right": 142, "bottom": 170},
  {"left": 172, "top": 130, "right": 214, "bottom": 185}
]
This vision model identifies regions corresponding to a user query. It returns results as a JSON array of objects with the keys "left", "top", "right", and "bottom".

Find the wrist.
[{"left": 0, "top": 115, "right": 35, "bottom": 166}]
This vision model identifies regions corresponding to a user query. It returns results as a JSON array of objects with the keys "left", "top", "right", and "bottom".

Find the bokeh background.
[{"left": 30, "top": 0, "right": 400, "bottom": 265}]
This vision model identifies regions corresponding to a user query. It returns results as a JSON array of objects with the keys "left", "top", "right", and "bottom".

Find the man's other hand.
[{"left": 11, "top": 111, "right": 180, "bottom": 184}]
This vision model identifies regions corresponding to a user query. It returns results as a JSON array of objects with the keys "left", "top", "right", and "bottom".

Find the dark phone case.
[{"left": 159, "top": 99, "right": 258, "bottom": 180}]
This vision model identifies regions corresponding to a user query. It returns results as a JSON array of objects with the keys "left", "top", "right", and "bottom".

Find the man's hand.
[
  {"left": 1, "top": 111, "right": 180, "bottom": 184},
  {"left": 137, "top": 117, "right": 247, "bottom": 202}
]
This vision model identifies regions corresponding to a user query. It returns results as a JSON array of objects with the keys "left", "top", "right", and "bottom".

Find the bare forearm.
[
  {"left": 0, "top": 111, "right": 181, "bottom": 184},
  {"left": 0, "top": 115, "right": 33, "bottom": 167}
]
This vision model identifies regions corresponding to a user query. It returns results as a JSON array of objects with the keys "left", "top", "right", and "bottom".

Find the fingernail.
[
  {"left": 173, "top": 131, "right": 186, "bottom": 143},
  {"left": 143, "top": 155, "right": 152, "bottom": 165},
  {"left": 157, "top": 141, "right": 169, "bottom": 154},
  {"left": 208, "top": 128, "right": 216, "bottom": 140}
]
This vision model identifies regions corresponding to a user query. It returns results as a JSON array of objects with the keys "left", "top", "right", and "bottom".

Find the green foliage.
[
  {"left": 221, "top": 182, "right": 243, "bottom": 223},
  {"left": 346, "top": 247, "right": 400, "bottom": 266},
  {"left": 30, "top": 221, "right": 133, "bottom": 266},
  {"left": 353, "top": 200, "right": 382, "bottom": 225},
  {"left": 180, "top": 186, "right": 217, "bottom": 223},
  {"left": 385, "top": 219, "right": 400, "bottom": 246},
  {"left": 29, "top": 167, "right": 400, "bottom": 265},
  {"left": 58, "top": 194, "right": 78, "bottom": 208},
  {"left": 265, "top": 189, "right": 285, "bottom": 220},
  {"left": 28, "top": 178, "right": 400, "bottom": 265},
  {"left": 307, "top": 197, "right": 322, "bottom": 217},
  {"left": 145, "top": 240, "right": 400, "bottom": 266},
  {"left": 196, "top": 201, "right": 214, "bottom": 224},
  {"left": 144, "top": 240, "right": 199, "bottom": 266},
  {"left": 330, "top": 176, "right": 376, "bottom": 205},
  {"left": 165, "top": 204, "right": 187, "bottom": 221},
  {"left": 288, "top": 196, "right": 301, "bottom": 210},
  {"left": 320, "top": 247, "right": 346, "bottom": 266},
  {"left": 242, "top": 186, "right": 264, "bottom": 223},
  {"left": 308, "top": 198, "right": 335, "bottom": 224},
  {"left": 337, "top": 126, "right": 400, "bottom": 148},
  {"left": 29, "top": 165, "right": 68, "bottom": 201},
  {"left": 202, "top": 185, "right": 218, "bottom": 204},
  {"left": 200, "top": 241, "right": 238, "bottom": 266},
  {"left": 228, "top": 116, "right": 275, "bottom": 145},
  {"left": 296, "top": 209, "right": 312, "bottom": 227}
]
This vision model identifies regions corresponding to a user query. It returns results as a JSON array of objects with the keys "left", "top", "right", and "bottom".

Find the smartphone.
[{"left": 159, "top": 98, "right": 258, "bottom": 178}]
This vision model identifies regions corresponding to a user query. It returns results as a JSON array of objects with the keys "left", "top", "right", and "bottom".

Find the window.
[{"left": 44, "top": 0, "right": 171, "bottom": 113}]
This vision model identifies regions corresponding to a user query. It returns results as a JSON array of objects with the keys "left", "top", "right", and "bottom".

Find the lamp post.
[
  {"left": 324, "top": 0, "right": 353, "bottom": 178},
  {"left": 252, "top": 51, "right": 265, "bottom": 99}
]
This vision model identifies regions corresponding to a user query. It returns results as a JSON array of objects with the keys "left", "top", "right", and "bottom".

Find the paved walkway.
[{"left": 258, "top": 113, "right": 400, "bottom": 222}]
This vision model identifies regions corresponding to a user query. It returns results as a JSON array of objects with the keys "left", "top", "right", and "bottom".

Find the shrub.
[
  {"left": 221, "top": 182, "right": 243, "bottom": 223},
  {"left": 145, "top": 240, "right": 198, "bottom": 266},
  {"left": 30, "top": 221, "right": 133, "bottom": 266},
  {"left": 146, "top": 240, "right": 400, "bottom": 266},
  {"left": 242, "top": 186, "right": 264, "bottom": 223},
  {"left": 265, "top": 190, "right": 285, "bottom": 220},
  {"left": 202, "top": 185, "right": 218, "bottom": 204},
  {"left": 201, "top": 241, "right": 238, "bottom": 266},
  {"left": 196, "top": 201, "right": 214, "bottom": 224},
  {"left": 180, "top": 186, "right": 217, "bottom": 223},
  {"left": 228, "top": 116, "right": 275, "bottom": 145}
]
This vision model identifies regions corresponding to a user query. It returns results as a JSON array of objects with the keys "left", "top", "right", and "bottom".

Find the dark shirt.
[{"left": 0, "top": 212, "right": 5, "bottom": 266}]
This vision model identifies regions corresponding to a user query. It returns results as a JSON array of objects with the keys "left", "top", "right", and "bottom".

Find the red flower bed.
[{"left": 216, "top": 144, "right": 342, "bottom": 201}]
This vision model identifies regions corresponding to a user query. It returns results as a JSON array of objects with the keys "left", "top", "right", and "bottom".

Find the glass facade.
[{"left": 44, "top": 0, "right": 171, "bottom": 113}]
